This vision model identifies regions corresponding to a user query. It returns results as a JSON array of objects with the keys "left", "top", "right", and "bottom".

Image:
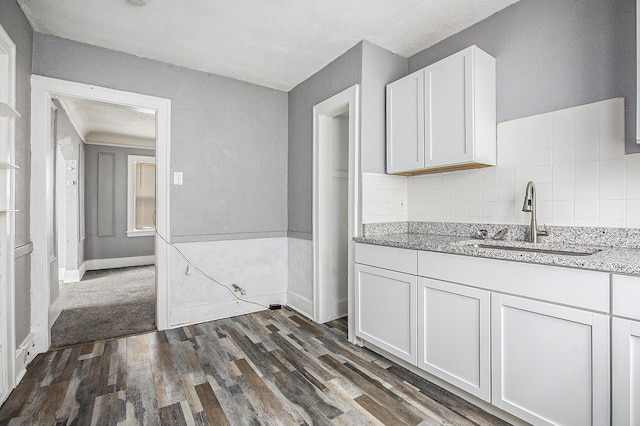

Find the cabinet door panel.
[
  {"left": 386, "top": 69, "right": 424, "bottom": 173},
  {"left": 417, "top": 278, "right": 490, "bottom": 401},
  {"left": 492, "top": 294, "right": 610, "bottom": 426},
  {"left": 613, "top": 318, "right": 640, "bottom": 426},
  {"left": 355, "top": 264, "right": 417, "bottom": 364},
  {"left": 425, "top": 50, "right": 472, "bottom": 167}
]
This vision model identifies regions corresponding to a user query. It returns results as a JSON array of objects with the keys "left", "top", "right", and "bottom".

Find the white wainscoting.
[
  {"left": 287, "top": 237, "right": 313, "bottom": 319},
  {"left": 168, "top": 238, "right": 288, "bottom": 327}
]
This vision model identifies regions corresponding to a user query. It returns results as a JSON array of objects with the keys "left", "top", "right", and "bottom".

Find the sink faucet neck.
[{"left": 522, "top": 181, "right": 548, "bottom": 243}]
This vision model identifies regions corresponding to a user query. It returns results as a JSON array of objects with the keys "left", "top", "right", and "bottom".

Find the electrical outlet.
[{"left": 399, "top": 199, "right": 406, "bottom": 211}]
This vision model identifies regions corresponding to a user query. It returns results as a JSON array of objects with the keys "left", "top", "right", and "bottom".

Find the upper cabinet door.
[
  {"left": 386, "top": 69, "right": 424, "bottom": 174},
  {"left": 424, "top": 49, "right": 472, "bottom": 168},
  {"left": 385, "top": 45, "right": 495, "bottom": 175}
]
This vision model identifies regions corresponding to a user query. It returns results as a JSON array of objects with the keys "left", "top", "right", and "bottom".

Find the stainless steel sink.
[{"left": 467, "top": 243, "right": 601, "bottom": 257}]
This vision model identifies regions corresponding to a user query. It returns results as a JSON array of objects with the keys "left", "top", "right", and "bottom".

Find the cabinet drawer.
[
  {"left": 613, "top": 275, "right": 640, "bottom": 320},
  {"left": 355, "top": 243, "right": 417, "bottom": 274},
  {"left": 418, "top": 251, "right": 610, "bottom": 312}
]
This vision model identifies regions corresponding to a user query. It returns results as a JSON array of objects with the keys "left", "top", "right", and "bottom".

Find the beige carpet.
[{"left": 51, "top": 265, "right": 156, "bottom": 348}]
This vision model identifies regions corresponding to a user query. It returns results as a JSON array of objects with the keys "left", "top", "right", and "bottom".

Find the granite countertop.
[{"left": 355, "top": 232, "right": 640, "bottom": 276}]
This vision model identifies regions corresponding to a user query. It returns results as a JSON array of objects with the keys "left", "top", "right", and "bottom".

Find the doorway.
[
  {"left": 49, "top": 96, "right": 158, "bottom": 348},
  {"left": 312, "top": 84, "right": 360, "bottom": 343},
  {"left": 30, "top": 75, "right": 171, "bottom": 354}
]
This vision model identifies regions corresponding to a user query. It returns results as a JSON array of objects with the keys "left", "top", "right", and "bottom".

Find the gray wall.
[
  {"left": 409, "top": 0, "right": 637, "bottom": 153},
  {"left": 32, "top": 34, "right": 289, "bottom": 240},
  {"left": 360, "top": 42, "right": 408, "bottom": 174},
  {"left": 84, "top": 144, "right": 155, "bottom": 260},
  {"left": 287, "top": 42, "right": 363, "bottom": 236},
  {"left": 1, "top": 1, "right": 33, "bottom": 343}
]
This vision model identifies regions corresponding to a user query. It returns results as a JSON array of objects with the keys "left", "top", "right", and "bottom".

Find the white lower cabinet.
[
  {"left": 417, "top": 278, "right": 491, "bottom": 401},
  {"left": 354, "top": 263, "right": 417, "bottom": 364},
  {"left": 612, "top": 317, "right": 640, "bottom": 426},
  {"left": 492, "top": 294, "right": 610, "bottom": 426}
]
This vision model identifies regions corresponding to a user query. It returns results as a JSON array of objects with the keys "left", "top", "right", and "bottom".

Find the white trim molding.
[
  {"left": 85, "top": 255, "right": 155, "bottom": 271},
  {"left": 0, "top": 22, "right": 18, "bottom": 404},
  {"left": 30, "top": 75, "right": 171, "bottom": 359},
  {"left": 312, "top": 84, "right": 360, "bottom": 343},
  {"left": 63, "top": 262, "right": 87, "bottom": 283}
]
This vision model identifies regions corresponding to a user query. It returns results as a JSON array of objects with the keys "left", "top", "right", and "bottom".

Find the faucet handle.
[
  {"left": 475, "top": 229, "right": 488, "bottom": 239},
  {"left": 537, "top": 224, "right": 549, "bottom": 237},
  {"left": 493, "top": 228, "right": 509, "bottom": 240}
]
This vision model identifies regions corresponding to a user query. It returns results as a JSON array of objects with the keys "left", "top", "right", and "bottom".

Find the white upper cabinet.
[
  {"left": 386, "top": 69, "right": 425, "bottom": 173},
  {"left": 386, "top": 46, "right": 496, "bottom": 175}
]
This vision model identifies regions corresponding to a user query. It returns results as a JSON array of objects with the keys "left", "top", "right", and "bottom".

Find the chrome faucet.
[{"left": 522, "top": 181, "right": 548, "bottom": 243}]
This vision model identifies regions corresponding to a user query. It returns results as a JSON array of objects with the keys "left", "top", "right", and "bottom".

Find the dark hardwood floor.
[{"left": 0, "top": 308, "right": 509, "bottom": 425}]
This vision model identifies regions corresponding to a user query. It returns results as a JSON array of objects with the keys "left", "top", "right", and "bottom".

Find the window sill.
[{"left": 126, "top": 229, "right": 155, "bottom": 238}]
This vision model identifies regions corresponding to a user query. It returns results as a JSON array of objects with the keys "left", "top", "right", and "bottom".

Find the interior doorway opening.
[
  {"left": 49, "top": 96, "right": 158, "bottom": 348},
  {"left": 30, "top": 75, "right": 171, "bottom": 355},
  {"left": 312, "top": 84, "right": 360, "bottom": 343}
]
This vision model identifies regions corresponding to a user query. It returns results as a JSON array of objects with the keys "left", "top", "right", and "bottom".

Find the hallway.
[{"left": 50, "top": 265, "right": 155, "bottom": 348}]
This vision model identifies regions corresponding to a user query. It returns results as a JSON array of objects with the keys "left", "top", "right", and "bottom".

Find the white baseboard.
[
  {"left": 286, "top": 291, "right": 313, "bottom": 320},
  {"left": 170, "top": 291, "right": 286, "bottom": 328},
  {"left": 63, "top": 262, "right": 86, "bottom": 283},
  {"left": 85, "top": 255, "right": 155, "bottom": 271},
  {"left": 14, "top": 333, "right": 36, "bottom": 385},
  {"left": 49, "top": 295, "right": 63, "bottom": 326}
]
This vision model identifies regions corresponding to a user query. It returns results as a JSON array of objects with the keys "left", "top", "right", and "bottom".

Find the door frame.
[
  {"left": 0, "top": 23, "right": 17, "bottom": 405},
  {"left": 30, "top": 75, "right": 172, "bottom": 354},
  {"left": 312, "top": 84, "right": 360, "bottom": 343}
]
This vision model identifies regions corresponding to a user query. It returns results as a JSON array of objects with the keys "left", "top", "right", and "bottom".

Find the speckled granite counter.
[{"left": 355, "top": 223, "right": 640, "bottom": 276}]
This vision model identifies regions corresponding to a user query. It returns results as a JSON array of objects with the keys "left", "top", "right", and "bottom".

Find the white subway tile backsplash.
[
  {"left": 627, "top": 179, "right": 640, "bottom": 199},
  {"left": 575, "top": 180, "right": 598, "bottom": 200},
  {"left": 574, "top": 161, "right": 598, "bottom": 182},
  {"left": 532, "top": 112, "right": 553, "bottom": 148},
  {"left": 552, "top": 163, "right": 574, "bottom": 182},
  {"left": 552, "top": 145, "right": 575, "bottom": 165},
  {"left": 599, "top": 199, "right": 626, "bottom": 221},
  {"left": 532, "top": 148, "right": 553, "bottom": 167},
  {"left": 535, "top": 182, "right": 553, "bottom": 202},
  {"left": 573, "top": 102, "right": 599, "bottom": 145},
  {"left": 598, "top": 180, "right": 625, "bottom": 200},
  {"left": 532, "top": 165, "right": 553, "bottom": 183},
  {"left": 574, "top": 142, "right": 598, "bottom": 163},
  {"left": 364, "top": 98, "right": 633, "bottom": 228},
  {"left": 599, "top": 159, "right": 626, "bottom": 181},
  {"left": 512, "top": 117, "right": 533, "bottom": 152},
  {"left": 575, "top": 200, "right": 598, "bottom": 220},
  {"left": 552, "top": 108, "right": 574, "bottom": 146},
  {"left": 626, "top": 154, "right": 640, "bottom": 179},
  {"left": 626, "top": 200, "right": 640, "bottom": 221}
]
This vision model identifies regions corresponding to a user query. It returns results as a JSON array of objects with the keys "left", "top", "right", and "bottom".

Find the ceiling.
[
  {"left": 56, "top": 96, "right": 156, "bottom": 149},
  {"left": 18, "top": 0, "right": 518, "bottom": 91}
]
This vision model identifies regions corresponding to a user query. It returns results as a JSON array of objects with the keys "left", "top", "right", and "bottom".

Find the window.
[{"left": 127, "top": 155, "right": 155, "bottom": 237}]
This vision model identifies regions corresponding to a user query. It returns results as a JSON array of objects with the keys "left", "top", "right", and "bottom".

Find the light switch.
[
  {"left": 173, "top": 172, "right": 183, "bottom": 185},
  {"left": 399, "top": 199, "right": 406, "bottom": 211}
]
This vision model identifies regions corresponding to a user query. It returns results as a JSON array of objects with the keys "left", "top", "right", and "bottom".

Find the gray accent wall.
[
  {"left": 287, "top": 42, "right": 363, "bottom": 236},
  {"left": 84, "top": 144, "right": 155, "bottom": 260},
  {"left": 360, "top": 42, "right": 408, "bottom": 174},
  {"left": 32, "top": 34, "right": 289, "bottom": 240},
  {"left": 408, "top": 0, "right": 637, "bottom": 153},
  {"left": 1, "top": 0, "right": 33, "bottom": 344}
]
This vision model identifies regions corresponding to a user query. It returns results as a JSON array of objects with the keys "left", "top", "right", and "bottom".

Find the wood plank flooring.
[{"left": 0, "top": 308, "right": 509, "bottom": 425}]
